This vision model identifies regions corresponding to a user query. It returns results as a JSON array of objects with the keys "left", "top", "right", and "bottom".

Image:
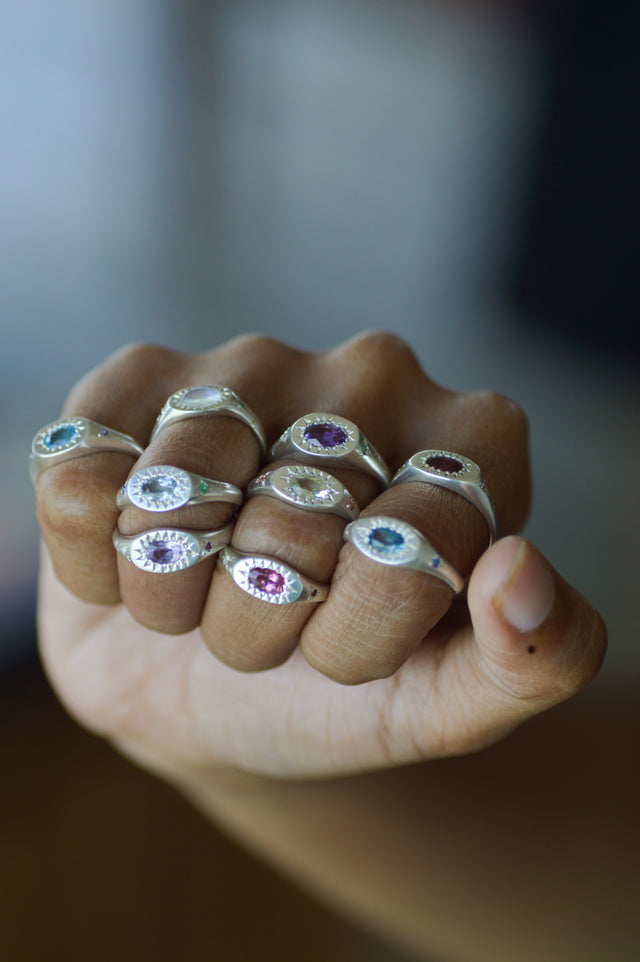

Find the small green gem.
[
  {"left": 361, "top": 442, "right": 369, "bottom": 455},
  {"left": 199, "top": 482, "right": 208, "bottom": 494}
]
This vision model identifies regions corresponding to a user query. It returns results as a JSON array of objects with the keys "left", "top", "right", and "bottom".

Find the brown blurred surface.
[{"left": 0, "top": 662, "right": 409, "bottom": 962}]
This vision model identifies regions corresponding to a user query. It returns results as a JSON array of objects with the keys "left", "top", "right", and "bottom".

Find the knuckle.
[
  {"left": 37, "top": 469, "right": 115, "bottom": 543},
  {"left": 334, "top": 330, "right": 422, "bottom": 374},
  {"left": 465, "top": 390, "right": 530, "bottom": 443},
  {"left": 64, "top": 342, "right": 181, "bottom": 412},
  {"left": 221, "top": 333, "right": 305, "bottom": 366}
]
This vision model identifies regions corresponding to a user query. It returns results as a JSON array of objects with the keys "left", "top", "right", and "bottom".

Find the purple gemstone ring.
[
  {"left": 344, "top": 515, "right": 464, "bottom": 593},
  {"left": 268, "top": 413, "right": 390, "bottom": 487},
  {"left": 30, "top": 417, "right": 144, "bottom": 486},
  {"left": 219, "top": 547, "right": 329, "bottom": 604},
  {"left": 117, "top": 464, "right": 243, "bottom": 512},
  {"left": 390, "top": 450, "right": 497, "bottom": 544},
  {"left": 113, "top": 519, "right": 234, "bottom": 573},
  {"left": 150, "top": 384, "right": 266, "bottom": 452}
]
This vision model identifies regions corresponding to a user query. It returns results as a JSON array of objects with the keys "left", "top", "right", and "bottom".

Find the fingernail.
[{"left": 493, "top": 541, "right": 555, "bottom": 632}]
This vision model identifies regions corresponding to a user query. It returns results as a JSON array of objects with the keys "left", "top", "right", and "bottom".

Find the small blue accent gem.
[
  {"left": 44, "top": 424, "right": 78, "bottom": 449},
  {"left": 432, "top": 557, "right": 441, "bottom": 568},
  {"left": 369, "top": 527, "right": 404, "bottom": 554}
]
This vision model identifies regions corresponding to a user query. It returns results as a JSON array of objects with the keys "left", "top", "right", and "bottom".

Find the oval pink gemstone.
[
  {"left": 425, "top": 454, "right": 463, "bottom": 474},
  {"left": 248, "top": 566, "right": 285, "bottom": 595}
]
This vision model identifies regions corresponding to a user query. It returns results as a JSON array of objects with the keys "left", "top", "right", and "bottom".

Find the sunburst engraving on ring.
[
  {"left": 128, "top": 530, "right": 206, "bottom": 572},
  {"left": 224, "top": 552, "right": 306, "bottom": 604},
  {"left": 291, "top": 413, "right": 360, "bottom": 457},
  {"left": 32, "top": 418, "right": 86, "bottom": 456},
  {"left": 125, "top": 465, "right": 194, "bottom": 511},
  {"left": 346, "top": 517, "right": 428, "bottom": 567}
]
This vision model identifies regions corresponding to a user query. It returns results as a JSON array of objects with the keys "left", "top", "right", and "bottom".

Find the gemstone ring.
[
  {"left": 117, "top": 464, "right": 243, "bottom": 512},
  {"left": 150, "top": 384, "right": 266, "bottom": 453},
  {"left": 246, "top": 465, "right": 359, "bottom": 521},
  {"left": 344, "top": 515, "right": 464, "bottom": 593},
  {"left": 30, "top": 417, "right": 144, "bottom": 486},
  {"left": 219, "top": 547, "right": 329, "bottom": 605},
  {"left": 391, "top": 450, "right": 497, "bottom": 544},
  {"left": 113, "top": 519, "right": 234, "bottom": 572},
  {"left": 269, "top": 413, "right": 391, "bottom": 487}
]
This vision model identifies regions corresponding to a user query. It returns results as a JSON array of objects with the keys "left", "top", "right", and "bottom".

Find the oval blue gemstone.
[
  {"left": 141, "top": 477, "right": 177, "bottom": 497},
  {"left": 45, "top": 424, "right": 78, "bottom": 449},
  {"left": 369, "top": 527, "right": 404, "bottom": 553}
]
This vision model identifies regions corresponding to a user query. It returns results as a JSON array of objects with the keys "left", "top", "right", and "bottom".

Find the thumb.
[{"left": 467, "top": 536, "right": 608, "bottom": 710}]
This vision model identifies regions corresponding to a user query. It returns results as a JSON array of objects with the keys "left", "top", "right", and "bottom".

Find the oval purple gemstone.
[
  {"left": 145, "top": 539, "right": 185, "bottom": 565},
  {"left": 248, "top": 566, "right": 285, "bottom": 595},
  {"left": 425, "top": 454, "right": 464, "bottom": 475},
  {"left": 303, "top": 422, "right": 347, "bottom": 449}
]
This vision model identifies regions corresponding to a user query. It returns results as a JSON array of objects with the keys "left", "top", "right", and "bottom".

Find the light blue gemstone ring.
[
  {"left": 117, "top": 464, "right": 243, "bottom": 512},
  {"left": 344, "top": 515, "right": 464, "bottom": 593},
  {"left": 30, "top": 417, "right": 144, "bottom": 486}
]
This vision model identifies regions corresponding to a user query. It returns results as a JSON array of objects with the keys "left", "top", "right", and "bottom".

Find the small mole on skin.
[{"left": 527, "top": 645, "right": 536, "bottom": 654}]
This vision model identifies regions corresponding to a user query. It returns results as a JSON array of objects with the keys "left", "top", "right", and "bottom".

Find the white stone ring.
[
  {"left": 30, "top": 417, "right": 144, "bottom": 486},
  {"left": 269, "top": 413, "right": 391, "bottom": 487},
  {"left": 344, "top": 515, "right": 464, "bottom": 593},
  {"left": 246, "top": 465, "right": 359, "bottom": 521},
  {"left": 117, "top": 464, "right": 243, "bottom": 512},
  {"left": 391, "top": 450, "right": 497, "bottom": 544},
  {"left": 219, "top": 547, "right": 329, "bottom": 605},
  {"left": 113, "top": 520, "right": 234, "bottom": 572},
  {"left": 150, "top": 384, "right": 266, "bottom": 453}
]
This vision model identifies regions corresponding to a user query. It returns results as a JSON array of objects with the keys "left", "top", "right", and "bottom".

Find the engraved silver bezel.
[
  {"left": 414, "top": 450, "right": 477, "bottom": 481},
  {"left": 223, "top": 551, "right": 306, "bottom": 604},
  {"left": 290, "top": 413, "right": 360, "bottom": 458},
  {"left": 32, "top": 418, "right": 86, "bottom": 456},
  {"left": 125, "top": 465, "right": 193, "bottom": 511},
  {"left": 127, "top": 529, "right": 205, "bottom": 572},
  {"left": 166, "top": 384, "right": 238, "bottom": 413},
  {"left": 346, "top": 516, "right": 433, "bottom": 568},
  {"left": 273, "top": 465, "right": 343, "bottom": 507}
]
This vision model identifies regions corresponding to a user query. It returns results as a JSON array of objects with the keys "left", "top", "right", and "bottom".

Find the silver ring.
[
  {"left": 113, "top": 520, "right": 234, "bottom": 572},
  {"left": 269, "top": 413, "right": 390, "bottom": 487},
  {"left": 117, "top": 464, "right": 243, "bottom": 512},
  {"left": 30, "top": 417, "right": 144, "bottom": 486},
  {"left": 246, "top": 465, "right": 359, "bottom": 521},
  {"left": 344, "top": 515, "right": 464, "bottom": 593},
  {"left": 219, "top": 547, "right": 329, "bottom": 604},
  {"left": 391, "top": 451, "right": 497, "bottom": 544},
  {"left": 150, "top": 384, "right": 266, "bottom": 452}
]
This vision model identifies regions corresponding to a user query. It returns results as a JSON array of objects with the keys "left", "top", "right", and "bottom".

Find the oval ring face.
[
  {"left": 347, "top": 517, "right": 424, "bottom": 567},
  {"left": 127, "top": 529, "right": 204, "bottom": 572},
  {"left": 226, "top": 553, "right": 306, "bottom": 604},
  {"left": 124, "top": 465, "right": 194, "bottom": 512},
  {"left": 290, "top": 414, "right": 361, "bottom": 458},
  {"left": 32, "top": 418, "right": 87, "bottom": 456}
]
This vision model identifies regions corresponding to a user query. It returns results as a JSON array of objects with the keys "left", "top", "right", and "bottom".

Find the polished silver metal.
[
  {"left": 219, "top": 547, "right": 329, "bottom": 604},
  {"left": 391, "top": 450, "right": 497, "bottom": 544},
  {"left": 344, "top": 515, "right": 464, "bottom": 593},
  {"left": 117, "top": 464, "right": 243, "bottom": 512},
  {"left": 113, "top": 520, "right": 234, "bottom": 573},
  {"left": 150, "top": 384, "right": 266, "bottom": 452},
  {"left": 246, "top": 465, "right": 359, "bottom": 521},
  {"left": 30, "top": 417, "right": 144, "bottom": 486},
  {"left": 269, "top": 413, "right": 390, "bottom": 487}
]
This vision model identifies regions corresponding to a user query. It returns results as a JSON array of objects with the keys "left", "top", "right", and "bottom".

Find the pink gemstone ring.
[
  {"left": 269, "top": 413, "right": 390, "bottom": 487},
  {"left": 390, "top": 450, "right": 497, "bottom": 544},
  {"left": 219, "top": 547, "right": 329, "bottom": 605},
  {"left": 150, "top": 384, "right": 266, "bottom": 452}
]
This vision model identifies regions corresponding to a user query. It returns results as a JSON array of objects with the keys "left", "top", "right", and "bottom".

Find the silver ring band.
[
  {"left": 150, "top": 384, "right": 266, "bottom": 452},
  {"left": 30, "top": 417, "right": 143, "bottom": 486},
  {"left": 391, "top": 450, "right": 497, "bottom": 544},
  {"left": 246, "top": 465, "right": 359, "bottom": 521},
  {"left": 269, "top": 413, "right": 390, "bottom": 487},
  {"left": 344, "top": 515, "right": 464, "bottom": 593},
  {"left": 113, "top": 520, "right": 234, "bottom": 572},
  {"left": 219, "top": 546, "right": 329, "bottom": 604},
  {"left": 117, "top": 464, "right": 243, "bottom": 512}
]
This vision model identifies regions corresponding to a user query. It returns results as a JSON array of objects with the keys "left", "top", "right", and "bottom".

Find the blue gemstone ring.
[
  {"left": 113, "top": 519, "right": 234, "bottom": 573},
  {"left": 343, "top": 515, "right": 464, "bottom": 593},
  {"left": 117, "top": 464, "right": 243, "bottom": 512},
  {"left": 30, "top": 417, "right": 144, "bottom": 485}
]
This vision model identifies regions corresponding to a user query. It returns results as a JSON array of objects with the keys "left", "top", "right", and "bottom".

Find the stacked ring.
[
  {"left": 150, "top": 384, "right": 266, "bottom": 453},
  {"left": 269, "top": 413, "right": 390, "bottom": 487},
  {"left": 344, "top": 515, "right": 464, "bottom": 593},
  {"left": 220, "top": 547, "right": 329, "bottom": 604},
  {"left": 391, "top": 450, "right": 497, "bottom": 544},
  {"left": 113, "top": 520, "right": 234, "bottom": 573},
  {"left": 30, "top": 417, "right": 144, "bottom": 486},
  {"left": 246, "top": 465, "right": 359, "bottom": 521},
  {"left": 117, "top": 464, "right": 243, "bottom": 512}
]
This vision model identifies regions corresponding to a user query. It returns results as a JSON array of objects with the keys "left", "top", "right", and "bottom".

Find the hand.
[{"left": 35, "top": 332, "right": 607, "bottom": 779}]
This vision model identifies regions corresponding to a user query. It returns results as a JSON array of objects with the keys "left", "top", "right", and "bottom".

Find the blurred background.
[{"left": 1, "top": 0, "right": 639, "bottom": 960}]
